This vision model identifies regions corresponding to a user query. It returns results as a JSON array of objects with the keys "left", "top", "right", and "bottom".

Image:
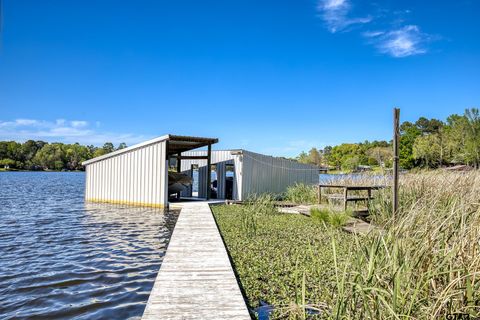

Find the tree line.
[
  {"left": 0, "top": 141, "right": 127, "bottom": 171},
  {"left": 297, "top": 108, "right": 480, "bottom": 170},
  {"left": 1, "top": 108, "right": 478, "bottom": 172}
]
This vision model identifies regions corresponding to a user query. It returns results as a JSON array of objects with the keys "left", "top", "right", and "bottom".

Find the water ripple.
[{"left": 0, "top": 172, "right": 178, "bottom": 320}]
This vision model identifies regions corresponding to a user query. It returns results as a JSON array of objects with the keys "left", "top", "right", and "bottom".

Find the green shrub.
[
  {"left": 328, "top": 211, "right": 351, "bottom": 228},
  {"left": 310, "top": 207, "right": 351, "bottom": 228},
  {"left": 310, "top": 208, "right": 330, "bottom": 224}
]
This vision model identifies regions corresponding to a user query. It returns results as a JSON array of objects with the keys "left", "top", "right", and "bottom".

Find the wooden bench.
[{"left": 319, "top": 184, "right": 387, "bottom": 212}]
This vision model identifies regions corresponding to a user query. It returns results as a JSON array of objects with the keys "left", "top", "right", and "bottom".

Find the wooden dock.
[{"left": 142, "top": 201, "right": 251, "bottom": 320}]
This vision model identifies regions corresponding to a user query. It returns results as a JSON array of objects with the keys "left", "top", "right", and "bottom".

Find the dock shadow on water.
[{"left": 0, "top": 172, "right": 179, "bottom": 320}]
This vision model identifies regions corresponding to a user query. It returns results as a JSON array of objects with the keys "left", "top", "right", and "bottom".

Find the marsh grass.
[
  {"left": 238, "top": 194, "right": 278, "bottom": 236},
  {"left": 214, "top": 171, "right": 480, "bottom": 319},
  {"left": 285, "top": 183, "right": 318, "bottom": 204},
  {"left": 325, "top": 171, "right": 480, "bottom": 318},
  {"left": 310, "top": 208, "right": 351, "bottom": 228}
]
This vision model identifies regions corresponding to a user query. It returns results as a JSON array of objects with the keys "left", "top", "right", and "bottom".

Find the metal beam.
[
  {"left": 176, "top": 152, "right": 182, "bottom": 199},
  {"left": 206, "top": 144, "right": 212, "bottom": 200},
  {"left": 173, "top": 155, "right": 209, "bottom": 160}
]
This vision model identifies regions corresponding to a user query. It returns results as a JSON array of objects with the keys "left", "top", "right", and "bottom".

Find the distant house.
[{"left": 354, "top": 165, "right": 372, "bottom": 172}]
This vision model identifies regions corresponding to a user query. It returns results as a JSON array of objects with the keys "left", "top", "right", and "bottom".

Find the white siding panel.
[{"left": 84, "top": 141, "right": 167, "bottom": 207}]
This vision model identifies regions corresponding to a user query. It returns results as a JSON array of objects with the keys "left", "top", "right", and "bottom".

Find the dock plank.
[{"left": 142, "top": 201, "right": 250, "bottom": 320}]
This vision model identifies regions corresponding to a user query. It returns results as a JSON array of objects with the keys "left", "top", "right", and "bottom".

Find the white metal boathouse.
[{"left": 82, "top": 134, "right": 218, "bottom": 208}]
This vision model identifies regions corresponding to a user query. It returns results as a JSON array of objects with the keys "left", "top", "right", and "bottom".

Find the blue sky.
[{"left": 0, "top": 0, "right": 479, "bottom": 156}]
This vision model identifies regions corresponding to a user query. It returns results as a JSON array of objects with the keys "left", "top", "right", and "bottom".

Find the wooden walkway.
[{"left": 142, "top": 201, "right": 251, "bottom": 320}]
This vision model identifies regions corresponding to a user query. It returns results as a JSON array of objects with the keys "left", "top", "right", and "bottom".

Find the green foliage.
[
  {"left": 239, "top": 194, "right": 279, "bottom": 236},
  {"left": 413, "top": 133, "right": 442, "bottom": 167},
  {"left": 284, "top": 183, "right": 317, "bottom": 204},
  {"left": 296, "top": 108, "right": 480, "bottom": 170},
  {"left": 0, "top": 158, "right": 18, "bottom": 168},
  {"left": 310, "top": 207, "right": 351, "bottom": 228},
  {"left": 310, "top": 207, "right": 330, "bottom": 223},
  {"left": 297, "top": 148, "right": 323, "bottom": 166},
  {"left": 0, "top": 140, "right": 127, "bottom": 171},
  {"left": 399, "top": 121, "right": 422, "bottom": 169},
  {"left": 367, "top": 146, "right": 392, "bottom": 169},
  {"left": 341, "top": 155, "right": 360, "bottom": 171}
]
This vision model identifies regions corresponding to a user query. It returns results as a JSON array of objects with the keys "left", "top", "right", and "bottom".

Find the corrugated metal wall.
[
  {"left": 85, "top": 141, "right": 168, "bottom": 207},
  {"left": 240, "top": 150, "right": 319, "bottom": 200},
  {"left": 177, "top": 149, "right": 319, "bottom": 201}
]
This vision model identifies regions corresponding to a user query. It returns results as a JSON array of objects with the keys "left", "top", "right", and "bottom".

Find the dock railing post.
[
  {"left": 393, "top": 108, "right": 400, "bottom": 218},
  {"left": 206, "top": 144, "right": 212, "bottom": 200}
]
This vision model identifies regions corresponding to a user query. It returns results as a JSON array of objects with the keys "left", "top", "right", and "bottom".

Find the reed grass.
[
  {"left": 310, "top": 208, "right": 351, "bottom": 228},
  {"left": 213, "top": 171, "right": 480, "bottom": 319},
  {"left": 337, "top": 171, "right": 480, "bottom": 319},
  {"left": 285, "top": 183, "right": 318, "bottom": 204}
]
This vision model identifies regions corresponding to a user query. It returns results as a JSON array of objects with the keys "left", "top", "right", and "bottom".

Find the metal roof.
[{"left": 82, "top": 134, "right": 218, "bottom": 166}]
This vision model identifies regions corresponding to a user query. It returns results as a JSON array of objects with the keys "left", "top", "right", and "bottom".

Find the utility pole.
[{"left": 393, "top": 108, "right": 400, "bottom": 217}]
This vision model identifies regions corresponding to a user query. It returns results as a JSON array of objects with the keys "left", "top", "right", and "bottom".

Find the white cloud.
[
  {"left": 0, "top": 118, "right": 150, "bottom": 146},
  {"left": 316, "top": 1, "right": 436, "bottom": 58},
  {"left": 14, "top": 119, "right": 40, "bottom": 126},
  {"left": 317, "top": 0, "right": 372, "bottom": 33},
  {"left": 71, "top": 120, "right": 88, "bottom": 128},
  {"left": 362, "top": 30, "right": 385, "bottom": 38},
  {"left": 365, "top": 25, "right": 428, "bottom": 57},
  {"left": 0, "top": 119, "right": 41, "bottom": 128}
]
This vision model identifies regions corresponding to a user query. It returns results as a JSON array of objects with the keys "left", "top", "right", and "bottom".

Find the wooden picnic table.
[{"left": 318, "top": 184, "right": 388, "bottom": 211}]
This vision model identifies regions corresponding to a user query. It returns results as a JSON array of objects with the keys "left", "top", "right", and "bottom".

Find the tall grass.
[
  {"left": 310, "top": 207, "right": 351, "bottom": 228},
  {"left": 216, "top": 171, "right": 480, "bottom": 319},
  {"left": 332, "top": 171, "right": 480, "bottom": 318},
  {"left": 239, "top": 194, "right": 278, "bottom": 236},
  {"left": 285, "top": 183, "right": 318, "bottom": 204}
]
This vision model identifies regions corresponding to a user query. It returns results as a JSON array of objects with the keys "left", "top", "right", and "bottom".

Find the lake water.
[{"left": 0, "top": 172, "right": 178, "bottom": 320}]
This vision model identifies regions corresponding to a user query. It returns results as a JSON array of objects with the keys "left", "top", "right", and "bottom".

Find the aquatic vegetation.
[
  {"left": 310, "top": 208, "right": 351, "bottom": 228},
  {"left": 310, "top": 207, "right": 330, "bottom": 224},
  {"left": 213, "top": 205, "right": 355, "bottom": 318},
  {"left": 284, "top": 183, "right": 318, "bottom": 204},
  {"left": 213, "top": 171, "right": 480, "bottom": 319},
  {"left": 238, "top": 194, "right": 279, "bottom": 236}
]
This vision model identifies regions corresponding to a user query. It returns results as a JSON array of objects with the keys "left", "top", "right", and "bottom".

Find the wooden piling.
[{"left": 393, "top": 108, "right": 400, "bottom": 218}]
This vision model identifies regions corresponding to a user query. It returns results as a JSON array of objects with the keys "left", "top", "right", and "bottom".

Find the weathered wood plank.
[{"left": 142, "top": 201, "right": 250, "bottom": 320}]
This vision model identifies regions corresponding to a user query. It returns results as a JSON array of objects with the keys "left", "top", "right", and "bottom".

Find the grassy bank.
[{"left": 213, "top": 171, "right": 480, "bottom": 319}]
